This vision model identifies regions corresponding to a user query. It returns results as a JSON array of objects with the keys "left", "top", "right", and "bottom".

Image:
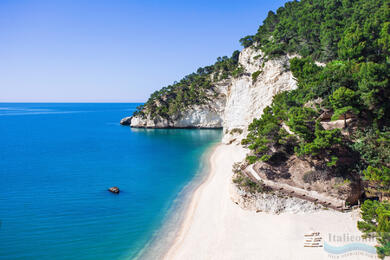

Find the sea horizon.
[
  {"left": 0, "top": 102, "right": 146, "bottom": 104},
  {"left": 0, "top": 103, "right": 222, "bottom": 259}
]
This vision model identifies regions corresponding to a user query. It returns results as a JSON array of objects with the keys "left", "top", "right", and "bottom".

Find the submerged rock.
[
  {"left": 120, "top": 117, "right": 132, "bottom": 126},
  {"left": 108, "top": 187, "right": 120, "bottom": 194}
]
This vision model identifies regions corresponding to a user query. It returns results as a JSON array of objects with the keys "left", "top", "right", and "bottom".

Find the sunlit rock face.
[
  {"left": 221, "top": 48, "right": 297, "bottom": 144},
  {"left": 130, "top": 106, "right": 223, "bottom": 129},
  {"left": 128, "top": 47, "right": 297, "bottom": 142}
]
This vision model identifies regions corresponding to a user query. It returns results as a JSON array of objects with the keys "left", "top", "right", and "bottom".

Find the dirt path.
[{"left": 245, "top": 164, "right": 347, "bottom": 211}]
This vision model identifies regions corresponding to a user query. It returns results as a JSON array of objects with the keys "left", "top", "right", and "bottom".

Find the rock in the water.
[
  {"left": 108, "top": 187, "right": 120, "bottom": 194},
  {"left": 127, "top": 47, "right": 298, "bottom": 144},
  {"left": 120, "top": 117, "right": 132, "bottom": 125}
]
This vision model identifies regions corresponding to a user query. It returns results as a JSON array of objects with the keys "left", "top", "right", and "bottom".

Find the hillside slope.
[
  {"left": 122, "top": 0, "right": 390, "bottom": 257},
  {"left": 126, "top": 47, "right": 297, "bottom": 144}
]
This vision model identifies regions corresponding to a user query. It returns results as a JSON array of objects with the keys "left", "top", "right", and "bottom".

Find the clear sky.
[{"left": 0, "top": 0, "right": 289, "bottom": 102}]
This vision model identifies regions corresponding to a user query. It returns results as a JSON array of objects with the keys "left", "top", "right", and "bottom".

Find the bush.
[
  {"left": 252, "top": 70, "right": 262, "bottom": 83},
  {"left": 364, "top": 166, "right": 390, "bottom": 188},
  {"left": 232, "top": 65, "right": 245, "bottom": 78},
  {"left": 358, "top": 200, "right": 390, "bottom": 259},
  {"left": 303, "top": 170, "right": 325, "bottom": 184},
  {"left": 260, "top": 154, "right": 271, "bottom": 162},
  {"left": 233, "top": 172, "right": 268, "bottom": 194},
  {"left": 351, "top": 128, "right": 390, "bottom": 169},
  {"left": 230, "top": 128, "right": 243, "bottom": 135},
  {"left": 246, "top": 155, "right": 258, "bottom": 164},
  {"left": 286, "top": 107, "right": 317, "bottom": 141},
  {"left": 297, "top": 123, "right": 342, "bottom": 157},
  {"left": 327, "top": 156, "right": 339, "bottom": 167}
]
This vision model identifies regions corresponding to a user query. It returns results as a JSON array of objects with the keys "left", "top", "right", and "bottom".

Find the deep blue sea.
[{"left": 0, "top": 103, "right": 221, "bottom": 260}]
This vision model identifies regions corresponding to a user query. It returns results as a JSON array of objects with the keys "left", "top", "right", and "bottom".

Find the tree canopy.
[
  {"left": 133, "top": 50, "right": 241, "bottom": 120},
  {"left": 239, "top": 1, "right": 389, "bottom": 257}
]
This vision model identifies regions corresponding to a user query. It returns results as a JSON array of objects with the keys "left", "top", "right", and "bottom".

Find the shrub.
[
  {"left": 286, "top": 107, "right": 317, "bottom": 141},
  {"left": 297, "top": 123, "right": 342, "bottom": 157},
  {"left": 233, "top": 172, "right": 268, "bottom": 194},
  {"left": 260, "top": 154, "right": 271, "bottom": 162},
  {"left": 364, "top": 166, "right": 390, "bottom": 188},
  {"left": 303, "top": 171, "right": 324, "bottom": 184},
  {"left": 232, "top": 65, "right": 245, "bottom": 78},
  {"left": 230, "top": 128, "right": 243, "bottom": 135},
  {"left": 246, "top": 155, "right": 258, "bottom": 164},
  {"left": 327, "top": 156, "right": 339, "bottom": 167},
  {"left": 252, "top": 70, "right": 262, "bottom": 83},
  {"left": 358, "top": 200, "right": 390, "bottom": 259}
]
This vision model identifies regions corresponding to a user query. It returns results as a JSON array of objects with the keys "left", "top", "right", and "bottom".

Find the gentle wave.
[
  {"left": 0, "top": 110, "right": 87, "bottom": 116},
  {"left": 0, "top": 107, "right": 51, "bottom": 111}
]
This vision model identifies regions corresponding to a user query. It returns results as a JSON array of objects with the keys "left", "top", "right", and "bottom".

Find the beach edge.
[{"left": 133, "top": 142, "right": 222, "bottom": 260}]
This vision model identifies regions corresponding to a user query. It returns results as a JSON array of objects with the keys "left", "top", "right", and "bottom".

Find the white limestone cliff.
[
  {"left": 221, "top": 48, "right": 297, "bottom": 143},
  {"left": 130, "top": 104, "right": 224, "bottom": 128},
  {"left": 127, "top": 47, "right": 298, "bottom": 143}
]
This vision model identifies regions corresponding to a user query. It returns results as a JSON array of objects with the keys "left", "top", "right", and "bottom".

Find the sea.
[{"left": 0, "top": 103, "right": 222, "bottom": 259}]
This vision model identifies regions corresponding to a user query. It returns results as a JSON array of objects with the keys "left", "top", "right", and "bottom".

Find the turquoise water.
[{"left": 0, "top": 103, "right": 221, "bottom": 260}]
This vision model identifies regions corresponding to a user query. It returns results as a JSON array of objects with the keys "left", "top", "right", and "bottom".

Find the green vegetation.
[
  {"left": 133, "top": 50, "right": 241, "bottom": 119},
  {"left": 351, "top": 128, "right": 390, "bottom": 191},
  {"left": 251, "top": 70, "right": 262, "bottom": 83},
  {"left": 296, "top": 124, "right": 342, "bottom": 158},
  {"left": 358, "top": 200, "right": 390, "bottom": 258},
  {"left": 241, "top": 106, "right": 296, "bottom": 164},
  {"left": 240, "top": 0, "right": 389, "bottom": 62},
  {"left": 329, "top": 87, "right": 359, "bottom": 127},
  {"left": 232, "top": 162, "right": 267, "bottom": 193},
  {"left": 232, "top": 171, "right": 267, "bottom": 194},
  {"left": 364, "top": 166, "right": 390, "bottom": 188},
  {"left": 230, "top": 128, "right": 243, "bottom": 134},
  {"left": 134, "top": 0, "right": 389, "bottom": 256},
  {"left": 239, "top": 0, "right": 390, "bottom": 256},
  {"left": 351, "top": 129, "right": 390, "bottom": 168}
]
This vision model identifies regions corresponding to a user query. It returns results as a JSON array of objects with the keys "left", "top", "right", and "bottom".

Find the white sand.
[{"left": 164, "top": 144, "right": 375, "bottom": 260}]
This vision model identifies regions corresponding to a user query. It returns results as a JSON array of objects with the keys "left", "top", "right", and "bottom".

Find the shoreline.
[
  {"left": 162, "top": 144, "right": 373, "bottom": 260},
  {"left": 163, "top": 143, "right": 230, "bottom": 259},
  {"left": 133, "top": 142, "right": 220, "bottom": 260}
]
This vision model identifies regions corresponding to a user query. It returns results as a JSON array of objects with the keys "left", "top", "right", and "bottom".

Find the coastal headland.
[{"left": 123, "top": 0, "right": 390, "bottom": 257}]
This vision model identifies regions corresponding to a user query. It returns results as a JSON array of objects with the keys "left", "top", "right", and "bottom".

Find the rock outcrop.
[
  {"left": 221, "top": 48, "right": 297, "bottom": 143},
  {"left": 129, "top": 104, "right": 225, "bottom": 128},
  {"left": 122, "top": 47, "right": 297, "bottom": 143},
  {"left": 120, "top": 117, "right": 132, "bottom": 125},
  {"left": 230, "top": 182, "right": 322, "bottom": 214}
]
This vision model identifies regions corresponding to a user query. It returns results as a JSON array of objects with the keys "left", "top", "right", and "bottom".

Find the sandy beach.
[{"left": 164, "top": 144, "right": 376, "bottom": 260}]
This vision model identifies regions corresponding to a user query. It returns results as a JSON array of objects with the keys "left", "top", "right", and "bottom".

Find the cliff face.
[
  {"left": 129, "top": 80, "right": 227, "bottom": 128},
  {"left": 130, "top": 105, "right": 224, "bottom": 128},
  {"left": 221, "top": 48, "right": 297, "bottom": 143},
  {"left": 128, "top": 47, "right": 297, "bottom": 143}
]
